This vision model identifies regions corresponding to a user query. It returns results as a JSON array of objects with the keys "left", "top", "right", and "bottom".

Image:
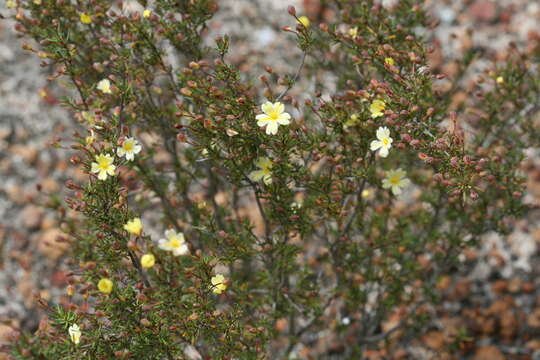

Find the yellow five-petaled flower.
[
  {"left": 382, "top": 168, "right": 411, "bottom": 195},
  {"left": 369, "top": 99, "right": 386, "bottom": 118},
  {"left": 97, "top": 278, "right": 113, "bottom": 294},
  {"left": 68, "top": 324, "right": 81, "bottom": 345},
  {"left": 124, "top": 218, "right": 143, "bottom": 236},
  {"left": 159, "top": 229, "right": 189, "bottom": 256},
  {"left": 141, "top": 253, "right": 155, "bottom": 268},
  {"left": 90, "top": 154, "right": 116, "bottom": 180},
  {"left": 143, "top": 9, "right": 151, "bottom": 18},
  {"left": 297, "top": 16, "right": 310, "bottom": 28},
  {"left": 370, "top": 126, "right": 393, "bottom": 158},
  {"left": 80, "top": 13, "right": 92, "bottom": 24},
  {"left": 211, "top": 274, "right": 227, "bottom": 294},
  {"left": 256, "top": 101, "right": 291, "bottom": 135},
  {"left": 249, "top": 157, "right": 273, "bottom": 185},
  {"left": 384, "top": 57, "right": 395, "bottom": 66}
]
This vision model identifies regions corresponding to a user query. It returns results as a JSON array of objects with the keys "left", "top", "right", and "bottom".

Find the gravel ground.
[{"left": 1, "top": 0, "right": 540, "bottom": 358}]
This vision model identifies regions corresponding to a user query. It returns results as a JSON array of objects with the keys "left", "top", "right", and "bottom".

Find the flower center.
[
  {"left": 389, "top": 176, "right": 401, "bottom": 185},
  {"left": 98, "top": 159, "right": 110, "bottom": 170},
  {"left": 382, "top": 138, "right": 390, "bottom": 146},
  {"left": 169, "top": 237, "right": 181, "bottom": 248},
  {"left": 268, "top": 111, "right": 279, "bottom": 120},
  {"left": 124, "top": 142, "right": 134, "bottom": 151}
]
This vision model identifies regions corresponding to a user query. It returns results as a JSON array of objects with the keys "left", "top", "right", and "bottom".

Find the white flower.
[
  {"left": 249, "top": 157, "right": 273, "bottom": 185},
  {"left": 158, "top": 229, "right": 189, "bottom": 256},
  {"left": 256, "top": 101, "right": 291, "bottom": 135},
  {"left": 370, "top": 126, "right": 393, "bottom": 158},
  {"left": 117, "top": 137, "right": 142, "bottom": 161},
  {"left": 382, "top": 168, "right": 411, "bottom": 195},
  {"left": 97, "top": 79, "right": 112, "bottom": 94},
  {"left": 68, "top": 324, "right": 81, "bottom": 345}
]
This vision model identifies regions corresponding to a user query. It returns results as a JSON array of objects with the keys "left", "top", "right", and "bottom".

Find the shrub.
[{"left": 5, "top": 0, "right": 540, "bottom": 358}]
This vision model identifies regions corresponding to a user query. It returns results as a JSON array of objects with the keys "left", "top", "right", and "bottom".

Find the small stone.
[
  {"left": 38, "top": 228, "right": 68, "bottom": 259},
  {"left": 474, "top": 346, "right": 504, "bottom": 360},
  {"left": 469, "top": 0, "right": 497, "bottom": 22},
  {"left": 20, "top": 204, "right": 44, "bottom": 230}
]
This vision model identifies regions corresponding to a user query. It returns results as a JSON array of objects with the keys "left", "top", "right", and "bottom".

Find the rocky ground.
[{"left": 1, "top": 0, "right": 540, "bottom": 359}]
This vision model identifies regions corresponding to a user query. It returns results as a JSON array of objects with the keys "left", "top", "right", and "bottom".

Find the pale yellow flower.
[
  {"left": 124, "top": 218, "right": 143, "bottom": 236},
  {"left": 6, "top": 0, "right": 16, "bottom": 8},
  {"left": 97, "top": 278, "right": 113, "bottom": 294},
  {"left": 96, "top": 79, "right": 112, "bottom": 94},
  {"left": 369, "top": 99, "right": 386, "bottom": 118},
  {"left": 211, "top": 274, "right": 227, "bottom": 294},
  {"left": 349, "top": 27, "right": 358, "bottom": 38},
  {"left": 385, "top": 57, "right": 395, "bottom": 66},
  {"left": 80, "top": 13, "right": 92, "bottom": 24},
  {"left": 249, "top": 157, "right": 273, "bottom": 185},
  {"left": 85, "top": 135, "right": 94, "bottom": 146},
  {"left": 117, "top": 137, "right": 142, "bottom": 161},
  {"left": 496, "top": 76, "right": 504, "bottom": 84},
  {"left": 382, "top": 168, "right": 411, "bottom": 195},
  {"left": 143, "top": 9, "right": 151, "bottom": 18},
  {"left": 158, "top": 229, "right": 189, "bottom": 256},
  {"left": 370, "top": 126, "right": 393, "bottom": 158},
  {"left": 68, "top": 324, "right": 81, "bottom": 345},
  {"left": 343, "top": 114, "right": 360, "bottom": 129},
  {"left": 81, "top": 111, "right": 96, "bottom": 125},
  {"left": 90, "top": 154, "right": 116, "bottom": 180},
  {"left": 297, "top": 16, "right": 310, "bottom": 27},
  {"left": 141, "top": 253, "right": 155, "bottom": 268},
  {"left": 256, "top": 101, "right": 291, "bottom": 135},
  {"left": 33, "top": 0, "right": 41, "bottom": 4}
]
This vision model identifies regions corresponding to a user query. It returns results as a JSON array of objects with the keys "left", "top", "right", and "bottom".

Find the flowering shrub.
[{"left": 6, "top": 0, "right": 540, "bottom": 358}]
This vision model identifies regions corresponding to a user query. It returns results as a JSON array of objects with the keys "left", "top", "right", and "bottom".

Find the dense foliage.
[{"left": 5, "top": 0, "right": 540, "bottom": 358}]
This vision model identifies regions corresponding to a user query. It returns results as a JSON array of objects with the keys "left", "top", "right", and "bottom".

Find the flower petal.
[
  {"left": 370, "top": 140, "right": 382, "bottom": 151},
  {"left": 261, "top": 102, "right": 273, "bottom": 114}
]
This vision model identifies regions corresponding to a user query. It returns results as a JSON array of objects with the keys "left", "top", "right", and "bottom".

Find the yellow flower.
[
  {"left": 117, "top": 137, "right": 142, "bottom": 161},
  {"left": 81, "top": 111, "right": 96, "bottom": 125},
  {"left": 6, "top": 0, "right": 16, "bottom": 8},
  {"left": 496, "top": 76, "right": 504, "bottom": 84},
  {"left": 382, "top": 168, "right": 411, "bottom": 195},
  {"left": 256, "top": 101, "right": 291, "bottom": 135},
  {"left": 33, "top": 0, "right": 41, "bottom": 4},
  {"left": 158, "top": 229, "right": 189, "bottom": 256},
  {"left": 68, "top": 324, "right": 81, "bottom": 345},
  {"left": 85, "top": 135, "right": 94, "bottom": 146},
  {"left": 143, "top": 9, "right": 151, "bottom": 18},
  {"left": 349, "top": 27, "right": 358, "bottom": 38},
  {"left": 90, "top": 154, "right": 116, "bottom": 180},
  {"left": 249, "top": 157, "right": 273, "bottom": 185},
  {"left": 369, "top": 99, "right": 386, "bottom": 118},
  {"left": 80, "top": 13, "right": 92, "bottom": 24},
  {"left": 385, "top": 57, "right": 395, "bottom": 66},
  {"left": 297, "top": 16, "right": 310, "bottom": 27},
  {"left": 211, "top": 274, "right": 227, "bottom": 294},
  {"left": 370, "top": 126, "right": 393, "bottom": 158},
  {"left": 124, "top": 218, "right": 143, "bottom": 236},
  {"left": 97, "top": 278, "right": 113, "bottom": 294},
  {"left": 343, "top": 114, "right": 360, "bottom": 129},
  {"left": 96, "top": 79, "right": 112, "bottom": 94},
  {"left": 140, "top": 253, "right": 155, "bottom": 268}
]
